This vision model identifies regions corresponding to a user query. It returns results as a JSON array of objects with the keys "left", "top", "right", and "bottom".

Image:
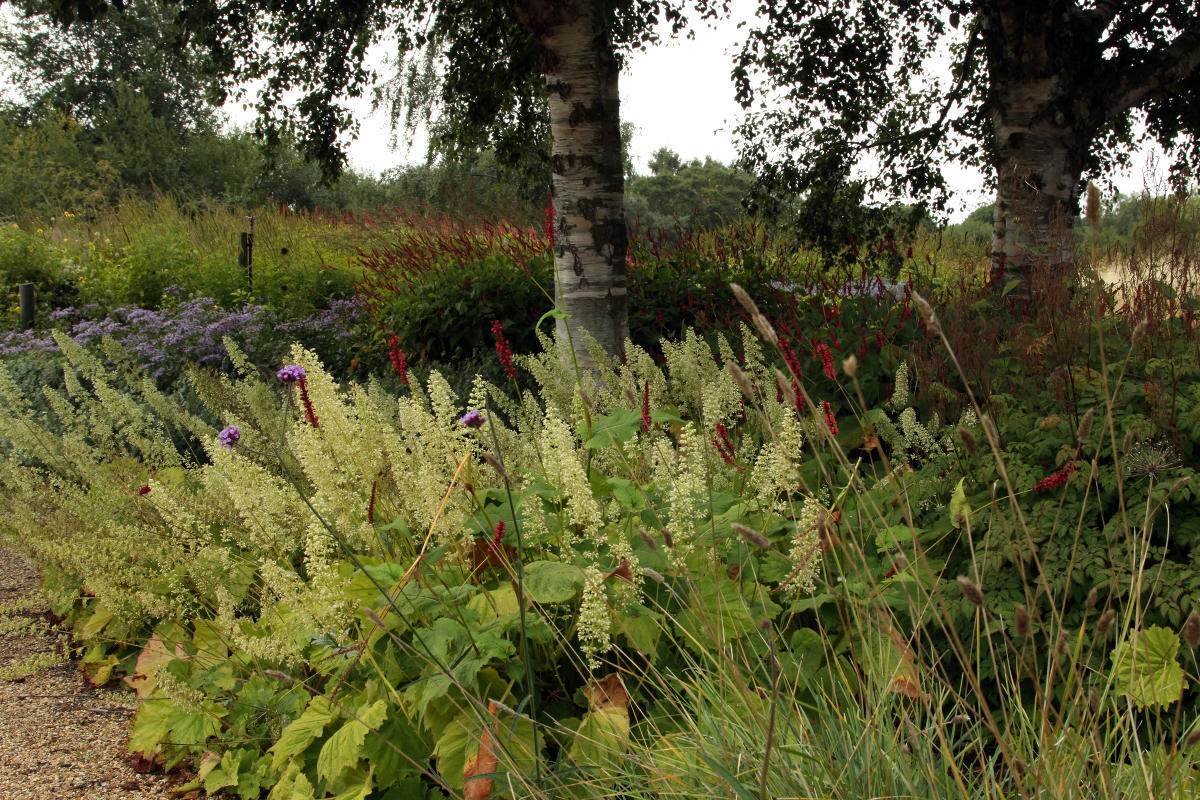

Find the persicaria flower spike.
[
  {"left": 640, "top": 381, "right": 652, "bottom": 433},
  {"left": 821, "top": 401, "right": 838, "bottom": 436},
  {"left": 459, "top": 409, "right": 487, "bottom": 428},
  {"left": 816, "top": 343, "right": 836, "bottom": 381},
  {"left": 276, "top": 364, "right": 307, "bottom": 383},
  {"left": 387, "top": 334, "right": 408, "bottom": 385},
  {"left": 218, "top": 425, "right": 241, "bottom": 450},
  {"left": 1034, "top": 461, "right": 1078, "bottom": 492},
  {"left": 492, "top": 320, "right": 517, "bottom": 379}
]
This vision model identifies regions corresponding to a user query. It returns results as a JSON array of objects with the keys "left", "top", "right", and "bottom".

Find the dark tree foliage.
[{"left": 734, "top": 1, "right": 1200, "bottom": 275}]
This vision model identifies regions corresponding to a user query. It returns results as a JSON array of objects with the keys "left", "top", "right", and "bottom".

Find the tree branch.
[{"left": 1105, "top": 22, "right": 1200, "bottom": 123}]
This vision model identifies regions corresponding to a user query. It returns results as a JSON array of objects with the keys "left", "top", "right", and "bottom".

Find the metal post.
[
  {"left": 18, "top": 283, "right": 34, "bottom": 330},
  {"left": 246, "top": 214, "right": 255, "bottom": 290}
]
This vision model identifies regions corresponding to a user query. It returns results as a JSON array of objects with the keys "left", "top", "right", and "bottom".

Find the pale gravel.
[{"left": 0, "top": 547, "right": 175, "bottom": 800}]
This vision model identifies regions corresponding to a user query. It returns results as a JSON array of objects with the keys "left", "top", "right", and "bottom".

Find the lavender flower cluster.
[{"left": 0, "top": 293, "right": 363, "bottom": 383}]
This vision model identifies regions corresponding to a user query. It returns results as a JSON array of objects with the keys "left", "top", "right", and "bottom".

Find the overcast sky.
[
  {"left": 334, "top": 3, "right": 1170, "bottom": 223},
  {"left": 2, "top": 2, "right": 1171, "bottom": 222}
]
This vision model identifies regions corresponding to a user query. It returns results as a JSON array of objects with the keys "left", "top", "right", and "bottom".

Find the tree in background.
[
  {"left": 735, "top": 1, "right": 1200, "bottom": 282},
  {"left": 626, "top": 147, "right": 753, "bottom": 233},
  {"left": 43, "top": 0, "right": 726, "bottom": 364}
]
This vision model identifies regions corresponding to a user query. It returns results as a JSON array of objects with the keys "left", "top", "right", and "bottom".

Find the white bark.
[{"left": 527, "top": 0, "right": 628, "bottom": 369}]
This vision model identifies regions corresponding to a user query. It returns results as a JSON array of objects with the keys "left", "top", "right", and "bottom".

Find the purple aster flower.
[
  {"left": 277, "top": 365, "right": 307, "bottom": 383},
  {"left": 459, "top": 410, "right": 487, "bottom": 429},
  {"left": 217, "top": 425, "right": 242, "bottom": 450}
]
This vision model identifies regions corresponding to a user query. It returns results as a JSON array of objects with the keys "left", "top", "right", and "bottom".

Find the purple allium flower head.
[
  {"left": 218, "top": 425, "right": 242, "bottom": 450},
  {"left": 459, "top": 410, "right": 487, "bottom": 429},
  {"left": 277, "top": 365, "right": 307, "bottom": 383}
]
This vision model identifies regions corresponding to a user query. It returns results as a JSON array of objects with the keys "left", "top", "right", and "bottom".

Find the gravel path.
[{"left": 0, "top": 547, "right": 175, "bottom": 800}]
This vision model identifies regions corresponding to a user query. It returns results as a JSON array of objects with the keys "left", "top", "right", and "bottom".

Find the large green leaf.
[
  {"left": 271, "top": 696, "right": 336, "bottom": 771},
  {"left": 584, "top": 409, "right": 641, "bottom": 449},
  {"left": 317, "top": 700, "right": 388, "bottom": 784},
  {"left": 522, "top": 561, "right": 585, "bottom": 604},
  {"left": 1112, "top": 626, "right": 1187, "bottom": 709}
]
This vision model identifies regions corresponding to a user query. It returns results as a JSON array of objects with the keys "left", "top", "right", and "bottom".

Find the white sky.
[
  {"left": 336, "top": 2, "right": 1170, "bottom": 222},
  {"left": 3, "top": 2, "right": 1174, "bottom": 223}
]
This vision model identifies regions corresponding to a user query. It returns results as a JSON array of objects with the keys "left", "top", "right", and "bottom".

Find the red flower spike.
[
  {"left": 492, "top": 321, "right": 517, "bottom": 379},
  {"left": 816, "top": 343, "right": 836, "bottom": 381},
  {"left": 821, "top": 400, "right": 839, "bottom": 436},
  {"left": 387, "top": 334, "right": 409, "bottom": 385},
  {"left": 298, "top": 378, "right": 319, "bottom": 428},
  {"left": 641, "top": 381, "right": 652, "bottom": 433}
]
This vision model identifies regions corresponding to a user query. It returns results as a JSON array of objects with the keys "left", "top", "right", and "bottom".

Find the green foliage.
[
  {"left": 625, "top": 151, "right": 754, "bottom": 233},
  {"left": 6, "top": 231, "right": 1200, "bottom": 800}
]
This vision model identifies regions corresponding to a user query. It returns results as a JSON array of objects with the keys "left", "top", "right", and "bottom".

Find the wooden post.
[
  {"left": 18, "top": 283, "right": 34, "bottom": 330},
  {"left": 238, "top": 214, "right": 255, "bottom": 291}
]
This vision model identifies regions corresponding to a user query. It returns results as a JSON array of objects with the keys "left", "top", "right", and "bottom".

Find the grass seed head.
[
  {"left": 1184, "top": 609, "right": 1200, "bottom": 648},
  {"left": 731, "top": 522, "right": 771, "bottom": 550},
  {"left": 956, "top": 576, "right": 985, "bottom": 607}
]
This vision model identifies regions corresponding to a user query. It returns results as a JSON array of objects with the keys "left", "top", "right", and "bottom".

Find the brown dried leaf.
[{"left": 463, "top": 701, "right": 501, "bottom": 800}]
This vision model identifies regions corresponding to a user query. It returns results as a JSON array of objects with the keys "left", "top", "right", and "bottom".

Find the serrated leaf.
[
  {"left": 1112, "top": 626, "right": 1187, "bottom": 709},
  {"left": 569, "top": 674, "right": 631, "bottom": 770},
  {"left": 317, "top": 700, "right": 388, "bottom": 784},
  {"left": 270, "top": 696, "right": 336, "bottom": 771},
  {"left": 522, "top": 561, "right": 585, "bottom": 604},
  {"left": 585, "top": 409, "right": 641, "bottom": 449}
]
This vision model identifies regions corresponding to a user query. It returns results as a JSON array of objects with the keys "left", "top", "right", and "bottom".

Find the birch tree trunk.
[
  {"left": 518, "top": 0, "right": 629, "bottom": 368},
  {"left": 982, "top": 4, "right": 1096, "bottom": 288}
]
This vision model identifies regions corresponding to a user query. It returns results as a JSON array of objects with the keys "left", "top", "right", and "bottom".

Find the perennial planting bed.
[{"left": 0, "top": 548, "right": 174, "bottom": 800}]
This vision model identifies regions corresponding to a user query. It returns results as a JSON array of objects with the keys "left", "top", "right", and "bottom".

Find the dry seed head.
[
  {"left": 1097, "top": 608, "right": 1116, "bottom": 637},
  {"left": 642, "top": 567, "right": 665, "bottom": 585},
  {"left": 1056, "top": 631, "right": 1071, "bottom": 656},
  {"left": 1123, "top": 429, "right": 1136, "bottom": 455},
  {"left": 637, "top": 526, "right": 659, "bottom": 551},
  {"left": 1086, "top": 181, "right": 1101, "bottom": 228},
  {"left": 1170, "top": 476, "right": 1192, "bottom": 494},
  {"left": 911, "top": 291, "right": 941, "bottom": 333},
  {"left": 842, "top": 354, "right": 858, "bottom": 378},
  {"left": 728, "top": 360, "right": 755, "bottom": 399},
  {"left": 775, "top": 368, "right": 797, "bottom": 408},
  {"left": 1014, "top": 605, "right": 1031, "bottom": 637},
  {"left": 956, "top": 425, "right": 978, "bottom": 456},
  {"left": 1132, "top": 318, "right": 1147, "bottom": 345},
  {"left": 981, "top": 415, "right": 999, "bottom": 445},
  {"left": 578, "top": 387, "right": 596, "bottom": 414},
  {"left": 753, "top": 313, "right": 780, "bottom": 347},
  {"left": 730, "top": 282, "right": 760, "bottom": 317},
  {"left": 956, "top": 576, "right": 985, "bottom": 608},
  {"left": 481, "top": 452, "right": 508, "bottom": 481},
  {"left": 1085, "top": 586, "right": 1100, "bottom": 610},
  {"left": 1076, "top": 408, "right": 1094, "bottom": 443},
  {"left": 1186, "top": 728, "right": 1200, "bottom": 748},
  {"left": 1012, "top": 757, "right": 1028, "bottom": 775},
  {"left": 1184, "top": 610, "right": 1200, "bottom": 648},
  {"left": 731, "top": 522, "right": 771, "bottom": 550}
]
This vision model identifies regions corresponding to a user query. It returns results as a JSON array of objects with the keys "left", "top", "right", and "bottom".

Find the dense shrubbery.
[
  {"left": 4, "top": 233, "right": 1200, "bottom": 797},
  {"left": 2, "top": 184, "right": 1200, "bottom": 799}
]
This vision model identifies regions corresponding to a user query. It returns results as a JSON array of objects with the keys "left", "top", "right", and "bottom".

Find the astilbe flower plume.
[
  {"left": 387, "top": 334, "right": 408, "bottom": 385},
  {"left": 545, "top": 187, "right": 557, "bottom": 249},
  {"left": 492, "top": 320, "right": 517, "bottom": 379}
]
